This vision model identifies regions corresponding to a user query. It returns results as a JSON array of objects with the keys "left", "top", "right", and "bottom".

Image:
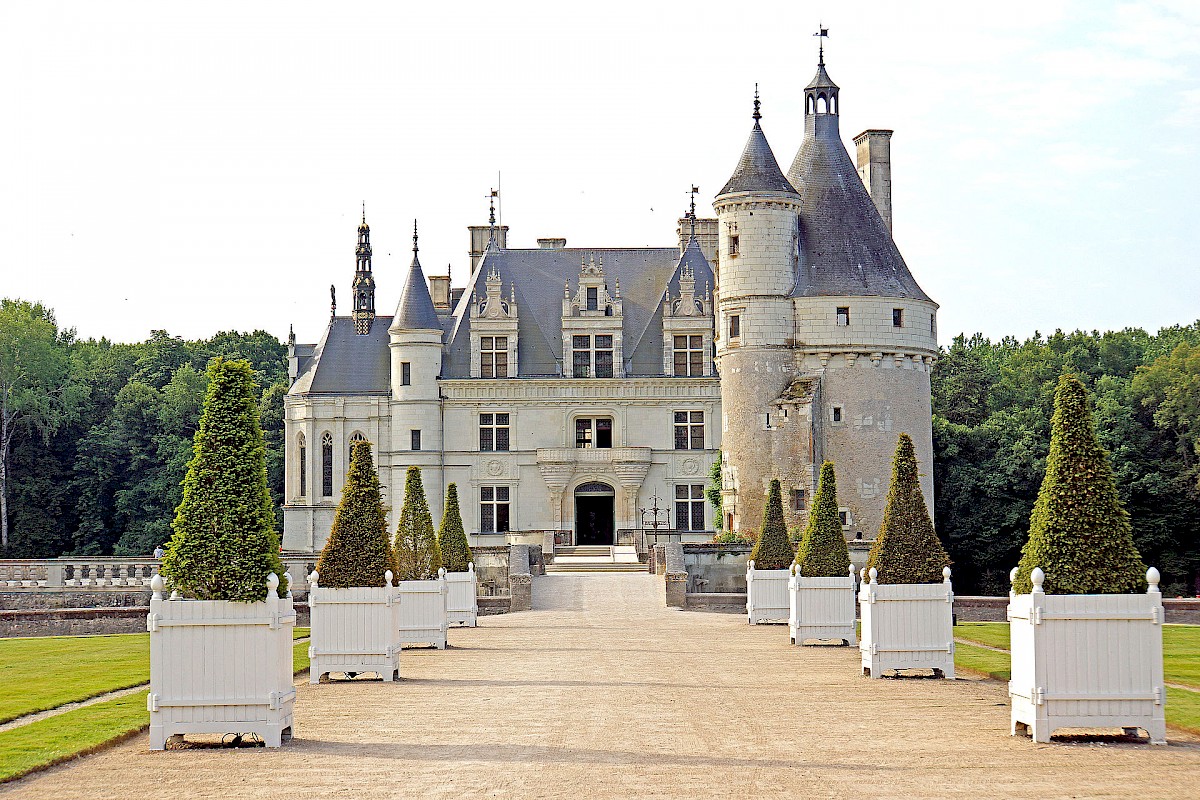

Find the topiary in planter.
[
  {"left": 314, "top": 440, "right": 398, "bottom": 587},
  {"left": 160, "top": 358, "right": 287, "bottom": 601},
  {"left": 865, "top": 433, "right": 950, "bottom": 584},
  {"left": 394, "top": 466, "right": 442, "bottom": 581},
  {"left": 748, "top": 479, "right": 794, "bottom": 570},
  {"left": 796, "top": 461, "right": 851, "bottom": 577},
  {"left": 438, "top": 482, "right": 473, "bottom": 573},
  {"left": 1013, "top": 374, "right": 1146, "bottom": 594}
]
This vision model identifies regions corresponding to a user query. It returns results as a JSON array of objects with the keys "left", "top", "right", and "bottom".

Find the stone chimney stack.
[
  {"left": 537, "top": 238, "right": 567, "bottom": 249},
  {"left": 428, "top": 274, "right": 451, "bottom": 309},
  {"left": 853, "top": 129, "right": 893, "bottom": 233},
  {"left": 468, "top": 224, "right": 509, "bottom": 272}
]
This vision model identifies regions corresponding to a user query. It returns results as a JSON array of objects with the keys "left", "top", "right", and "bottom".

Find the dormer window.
[
  {"left": 571, "top": 334, "right": 614, "bottom": 378},
  {"left": 586, "top": 287, "right": 599, "bottom": 311},
  {"left": 481, "top": 336, "right": 508, "bottom": 378}
]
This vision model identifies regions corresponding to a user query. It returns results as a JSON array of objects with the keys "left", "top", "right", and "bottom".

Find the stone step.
[{"left": 545, "top": 562, "right": 648, "bottom": 574}]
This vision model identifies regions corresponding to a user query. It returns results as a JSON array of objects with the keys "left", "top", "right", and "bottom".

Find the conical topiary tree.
[
  {"left": 748, "top": 479, "right": 793, "bottom": 570},
  {"left": 438, "top": 482, "right": 473, "bottom": 573},
  {"left": 796, "top": 461, "right": 851, "bottom": 577},
  {"left": 394, "top": 466, "right": 442, "bottom": 581},
  {"left": 314, "top": 440, "right": 398, "bottom": 587},
  {"left": 1013, "top": 374, "right": 1147, "bottom": 594},
  {"left": 865, "top": 433, "right": 950, "bottom": 584},
  {"left": 160, "top": 358, "right": 287, "bottom": 601}
]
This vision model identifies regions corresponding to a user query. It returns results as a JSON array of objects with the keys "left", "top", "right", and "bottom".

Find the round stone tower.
[
  {"left": 713, "top": 92, "right": 810, "bottom": 534},
  {"left": 786, "top": 54, "right": 939, "bottom": 543}
]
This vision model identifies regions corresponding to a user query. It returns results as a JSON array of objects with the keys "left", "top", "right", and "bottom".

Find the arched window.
[
  {"left": 349, "top": 431, "right": 367, "bottom": 461},
  {"left": 297, "top": 433, "right": 307, "bottom": 497},
  {"left": 321, "top": 432, "right": 333, "bottom": 497},
  {"left": 817, "top": 94, "right": 828, "bottom": 114},
  {"left": 831, "top": 94, "right": 838, "bottom": 114}
]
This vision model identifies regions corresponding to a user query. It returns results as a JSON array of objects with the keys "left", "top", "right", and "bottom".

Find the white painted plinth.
[
  {"left": 859, "top": 567, "right": 954, "bottom": 679},
  {"left": 307, "top": 570, "right": 401, "bottom": 684},
  {"left": 147, "top": 573, "right": 296, "bottom": 750},
  {"left": 789, "top": 565, "right": 857, "bottom": 645},
  {"left": 445, "top": 564, "right": 478, "bottom": 628},
  {"left": 746, "top": 561, "right": 791, "bottom": 624},
  {"left": 398, "top": 571, "right": 448, "bottom": 649},
  {"left": 1008, "top": 567, "right": 1167, "bottom": 744}
]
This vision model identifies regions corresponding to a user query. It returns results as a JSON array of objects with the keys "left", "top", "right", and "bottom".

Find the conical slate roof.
[
  {"left": 718, "top": 122, "right": 798, "bottom": 197},
  {"left": 805, "top": 63, "right": 839, "bottom": 91},
  {"left": 393, "top": 250, "right": 441, "bottom": 330},
  {"left": 786, "top": 66, "right": 931, "bottom": 302}
]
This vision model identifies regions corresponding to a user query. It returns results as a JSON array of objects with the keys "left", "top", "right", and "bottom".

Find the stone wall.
[{"left": 681, "top": 543, "right": 752, "bottom": 593}]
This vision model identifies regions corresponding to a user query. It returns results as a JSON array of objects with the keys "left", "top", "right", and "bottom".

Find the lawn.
[
  {"left": 953, "top": 623, "right": 1200, "bottom": 734},
  {"left": 0, "top": 634, "right": 149, "bottom": 724}
]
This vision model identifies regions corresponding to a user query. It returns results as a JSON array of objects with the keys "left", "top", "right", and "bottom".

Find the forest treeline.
[{"left": 2, "top": 298, "right": 1199, "bottom": 594}]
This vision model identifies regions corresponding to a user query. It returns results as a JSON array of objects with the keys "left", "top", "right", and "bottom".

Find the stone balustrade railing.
[{"left": 0, "top": 554, "right": 318, "bottom": 593}]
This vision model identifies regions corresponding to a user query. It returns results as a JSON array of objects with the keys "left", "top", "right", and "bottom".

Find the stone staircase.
[{"left": 545, "top": 546, "right": 647, "bottom": 574}]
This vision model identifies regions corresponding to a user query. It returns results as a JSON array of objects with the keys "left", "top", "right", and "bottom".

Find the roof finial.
[
  {"left": 361, "top": 202, "right": 366, "bottom": 225},
  {"left": 687, "top": 185, "right": 698, "bottom": 239},
  {"left": 814, "top": 24, "right": 829, "bottom": 67},
  {"left": 412, "top": 219, "right": 419, "bottom": 255},
  {"left": 752, "top": 83, "right": 761, "bottom": 125},
  {"left": 330, "top": 284, "right": 336, "bottom": 316},
  {"left": 488, "top": 188, "right": 498, "bottom": 239}
]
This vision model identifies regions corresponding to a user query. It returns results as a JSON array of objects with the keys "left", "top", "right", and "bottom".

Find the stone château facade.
[{"left": 282, "top": 52, "right": 936, "bottom": 553}]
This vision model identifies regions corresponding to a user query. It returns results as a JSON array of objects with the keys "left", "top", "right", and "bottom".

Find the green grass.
[
  {"left": 954, "top": 642, "right": 1011, "bottom": 681},
  {"left": 293, "top": 639, "right": 310, "bottom": 674},
  {"left": 294, "top": 627, "right": 309, "bottom": 640},
  {"left": 0, "top": 691, "right": 148, "bottom": 784},
  {"left": 953, "top": 622, "right": 1010, "bottom": 651},
  {"left": 1166, "top": 688, "right": 1200, "bottom": 735},
  {"left": 0, "top": 634, "right": 149, "bottom": 724}
]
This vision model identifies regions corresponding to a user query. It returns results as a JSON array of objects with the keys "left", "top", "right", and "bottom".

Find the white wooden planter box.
[
  {"left": 307, "top": 570, "right": 402, "bottom": 683},
  {"left": 147, "top": 573, "right": 295, "bottom": 750},
  {"left": 859, "top": 567, "right": 954, "bottom": 679},
  {"left": 445, "top": 564, "right": 478, "bottom": 628},
  {"left": 1008, "top": 566, "right": 1166, "bottom": 744},
  {"left": 789, "top": 565, "right": 857, "bottom": 645},
  {"left": 398, "top": 571, "right": 448, "bottom": 649},
  {"left": 746, "top": 561, "right": 791, "bottom": 624}
]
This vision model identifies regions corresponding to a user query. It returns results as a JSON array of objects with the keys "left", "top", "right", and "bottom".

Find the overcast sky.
[{"left": 2, "top": 1, "right": 1197, "bottom": 347}]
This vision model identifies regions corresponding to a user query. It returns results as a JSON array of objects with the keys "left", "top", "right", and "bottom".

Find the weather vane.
[{"left": 814, "top": 24, "right": 829, "bottom": 65}]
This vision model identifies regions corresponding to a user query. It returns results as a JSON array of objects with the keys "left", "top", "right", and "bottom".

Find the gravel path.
[{"left": 6, "top": 574, "right": 1199, "bottom": 799}]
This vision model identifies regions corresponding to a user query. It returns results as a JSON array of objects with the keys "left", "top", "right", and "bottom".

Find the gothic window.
[
  {"left": 673, "top": 335, "right": 704, "bottom": 377},
  {"left": 479, "top": 413, "right": 510, "bottom": 452},
  {"left": 836, "top": 307, "right": 850, "bottom": 326},
  {"left": 411, "top": 430, "right": 422, "bottom": 451},
  {"left": 297, "top": 433, "right": 306, "bottom": 498},
  {"left": 675, "top": 484, "right": 705, "bottom": 531},
  {"left": 321, "top": 432, "right": 333, "bottom": 497},
  {"left": 892, "top": 308, "right": 904, "bottom": 328},
  {"left": 575, "top": 418, "right": 613, "bottom": 449},
  {"left": 480, "top": 486, "right": 510, "bottom": 533},
  {"left": 401, "top": 362, "right": 411, "bottom": 386},
  {"left": 480, "top": 336, "right": 509, "bottom": 378},
  {"left": 674, "top": 411, "right": 704, "bottom": 450},
  {"left": 571, "top": 335, "right": 614, "bottom": 378},
  {"left": 349, "top": 431, "right": 366, "bottom": 460}
]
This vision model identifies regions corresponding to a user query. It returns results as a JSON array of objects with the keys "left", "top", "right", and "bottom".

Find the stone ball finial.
[
  {"left": 1031, "top": 567, "right": 1045, "bottom": 591},
  {"left": 748, "top": 560, "right": 756, "bottom": 572},
  {"left": 384, "top": 569, "right": 393, "bottom": 587},
  {"left": 150, "top": 574, "right": 164, "bottom": 599},
  {"left": 308, "top": 570, "right": 320, "bottom": 587},
  {"left": 868, "top": 567, "right": 878, "bottom": 584},
  {"left": 942, "top": 566, "right": 952, "bottom": 583},
  {"left": 267, "top": 572, "right": 279, "bottom": 596},
  {"left": 1009, "top": 567, "right": 1019, "bottom": 587},
  {"left": 1147, "top": 567, "right": 1161, "bottom": 592}
]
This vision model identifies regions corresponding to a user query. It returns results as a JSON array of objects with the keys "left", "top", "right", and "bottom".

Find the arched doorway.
[{"left": 574, "top": 481, "right": 615, "bottom": 546}]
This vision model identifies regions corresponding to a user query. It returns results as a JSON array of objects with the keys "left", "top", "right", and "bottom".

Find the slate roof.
[
  {"left": 289, "top": 316, "right": 393, "bottom": 394},
  {"left": 443, "top": 242, "right": 715, "bottom": 378},
  {"left": 786, "top": 69, "right": 932, "bottom": 302},
  {"left": 393, "top": 252, "right": 441, "bottom": 331},
  {"left": 718, "top": 122, "right": 798, "bottom": 197}
]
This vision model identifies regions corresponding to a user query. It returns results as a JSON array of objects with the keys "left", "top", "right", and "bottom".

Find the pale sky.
[{"left": 2, "top": 1, "right": 1197, "bottom": 347}]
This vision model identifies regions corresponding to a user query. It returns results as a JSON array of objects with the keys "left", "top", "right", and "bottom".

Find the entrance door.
[{"left": 574, "top": 482, "right": 615, "bottom": 545}]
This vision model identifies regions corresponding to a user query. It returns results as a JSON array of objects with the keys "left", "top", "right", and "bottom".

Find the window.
[
  {"left": 832, "top": 405, "right": 843, "bottom": 423},
  {"left": 571, "top": 334, "right": 614, "bottom": 378},
  {"left": 586, "top": 287, "right": 599, "bottom": 311},
  {"left": 297, "top": 433, "right": 307, "bottom": 497},
  {"left": 893, "top": 308, "right": 904, "bottom": 328},
  {"left": 791, "top": 489, "right": 806, "bottom": 512},
  {"left": 674, "top": 411, "right": 704, "bottom": 450},
  {"left": 839, "top": 508, "right": 852, "bottom": 528},
  {"left": 349, "top": 431, "right": 366, "bottom": 460},
  {"left": 411, "top": 429, "right": 422, "bottom": 451},
  {"left": 479, "top": 412, "right": 510, "bottom": 452},
  {"left": 673, "top": 335, "right": 705, "bottom": 377},
  {"left": 401, "top": 362, "right": 411, "bottom": 386},
  {"left": 575, "top": 417, "right": 613, "bottom": 448},
  {"left": 480, "top": 336, "right": 508, "bottom": 378},
  {"left": 836, "top": 307, "right": 850, "bottom": 326},
  {"left": 480, "top": 486, "right": 510, "bottom": 533},
  {"left": 728, "top": 314, "right": 741, "bottom": 339},
  {"left": 675, "top": 484, "right": 706, "bottom": 531},
  {"left": 321, "top": 432, "right": 333, "bottom": 497},
  {"left": 729, "top": 235, "right": 739, "bottom": 256}
]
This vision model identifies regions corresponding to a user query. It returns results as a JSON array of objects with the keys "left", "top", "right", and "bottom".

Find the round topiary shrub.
[
  {"left": 865, "top": 433, "right": 950, "bottom": 584},
  {"left": 160, "top": 358, "right": 287, "bottom": 601},
  {"left": 796, "top": 461, "right": 851, "bottom": 577},
  {"left": 394, "top": 466, "right": 442, "bottom": 581},
  {"left": 1013, "top": 374, "right": 1147, "bottom": 594},
  {"left": 748, "top": 479, "right": 794, "bottom": 570},
  {"left": 438, "top": 482, "right": 473, "bottom": 573},
  {"left": 314, "top": 440, "right": 398, "bottom": 587}
]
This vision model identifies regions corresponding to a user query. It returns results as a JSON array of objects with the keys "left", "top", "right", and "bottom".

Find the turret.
[{"left": 713, "top": 89, "right": 807, "bottom": 533}]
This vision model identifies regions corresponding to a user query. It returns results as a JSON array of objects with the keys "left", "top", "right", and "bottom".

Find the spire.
[
  {"left": 352, "top": 209, "right": 376, "bottom": 334},
  {"left": 717, "top": 87, "right": 798, "bottom": 197},
  {"left": 686, "top": 185, "right": 699, "bottom": 239},
  {"left": 805, "top": 27, "right": 840, "bottom": 116},
  {"left": 392, "top": 218, "right": 441, "bottom": 331},
  {"left": 330, "top": 284, "right": 336, "bottom": 316}
]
